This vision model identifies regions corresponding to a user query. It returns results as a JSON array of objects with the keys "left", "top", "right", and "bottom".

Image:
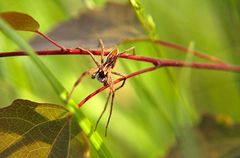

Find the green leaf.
[
  {"left": 0, "top": 99, "right": 89, "bottom": 158},
  {"left": 0, "top": 16, "right": 111, "bottom": 158},
  {"left": 0, "top": 12, "right": 39, "bottom": 32}
]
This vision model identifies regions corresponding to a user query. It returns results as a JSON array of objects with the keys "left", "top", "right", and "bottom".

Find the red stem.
[
  {"left": 78, "top": 66, "right": 158, "bottom": 107},
  {"left": 1, "top": 48, "right": 240, "bottom": 72},
  {"left": 1, "top": 48, "right": 240, "bottom": 108},
  {"left": 78, "top": 60, "right": 240, "bottom": 107},
  {"left": 36, "top": 31, "right": 66, "bottom": 51},
  {"left": 122, "top": 38, "right": 225, "bottom": 64}
]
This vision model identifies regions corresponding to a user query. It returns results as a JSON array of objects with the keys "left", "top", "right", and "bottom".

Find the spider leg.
[
  {"left": 110, "top": 47, "right": 135, "bottom": 68},
  {"left": 76, "top": 47, "right": 100, "bottom": 67},
  {"left": 98, "top": 39, "right": 105, "bottom": 64},
  {"left": 66, "top": 68, "right": 96, "bottom": 102},
  {"left": 101, "top": 72, "right": 126, "bottom": 136},
  {"left": 95, "top": 74, "right": 115, "bottom": 136},
  {"left": 104, "top": 71, "right": 127, "bottom": 135},
  {"left": 112, "top": 71, "right": 127, "bottom": 91},
  {"left": 94, "top": 89, "right": 112, "bottom": 131},
  {"left": 105, "top": 90, "right": 115, "bottom": 136},
  {"left": 104, "top": 74, "right": 116, "bottom": 136},
  {"left": 119, "top": 46, "right": 135, "bottom": 55}
]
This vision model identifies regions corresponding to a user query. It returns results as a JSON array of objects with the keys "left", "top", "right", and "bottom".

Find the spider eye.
[{"left": 91, "top": 74, "right": 96, "bottom": 79}]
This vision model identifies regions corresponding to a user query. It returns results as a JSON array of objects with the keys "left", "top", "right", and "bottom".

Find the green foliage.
[
  {"left": 0, "top": 10, "right": 111, "bottom": 157},
  {"left": 119, "top": 0, "right": 240, "bottom": 157},
  {"left": 1, "top": 0, "right": 240, "bottom": 158},
  {"left": 0, "top": 99, "right": 89, "bottom": 158},
  {"left": 129, "top": 0, "right": 156, "bottom": 37}
]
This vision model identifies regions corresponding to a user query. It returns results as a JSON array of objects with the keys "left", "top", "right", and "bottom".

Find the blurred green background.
[{"left": 1, "top": 0, "right": 240, "bottom": 157}]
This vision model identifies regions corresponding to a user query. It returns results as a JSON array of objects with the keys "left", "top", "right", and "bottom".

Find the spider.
[{"left": 67, "top": 40, "right": 135, "bottom": 136}]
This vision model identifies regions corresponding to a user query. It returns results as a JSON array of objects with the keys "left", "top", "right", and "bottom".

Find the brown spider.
[{"left": 67, "top": 40, "right": 135, "bottom": 136}]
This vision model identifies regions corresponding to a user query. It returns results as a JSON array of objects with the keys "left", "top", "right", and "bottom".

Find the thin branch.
[
  {"left": 1, "top": 47, "right": 240, "bottom": 108},
  {"left": 121, "top": 38, "right": 226, "bottom": 64},
  {"left": 78, "top": 66, "right": 159, "bottom": 107},
  {"left": 1, "top": 48, "right": 239, "bottom": 72},
  {"left": 35, "top": 31, "right": 67, "bottom": 51},
  {"left": 78, "top": 60, "right": 240, "bottom": 107}
]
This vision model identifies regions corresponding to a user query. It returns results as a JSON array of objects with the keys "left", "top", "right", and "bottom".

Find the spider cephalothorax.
[
  {"left": 67, "top": 40, "right": 134, "bottom": 136},
  {"left": 92, "top": 69, "right": 108, "bottom": 85},
  {"left": 92, "top": 49, "right": 119, "bottom": 85}
]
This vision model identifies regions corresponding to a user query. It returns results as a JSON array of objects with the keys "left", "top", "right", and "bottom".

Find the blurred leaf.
[
  {"left": 166, "top": 114, "right": 240, "bottom": 158},
  {"left": 0, "top": 12, "right": 39, "bottom": 32},
  {"left": 0, "top": 99, "right": 89, "bottom": 158},
  {"left": 31, "top": 2, "right": 144, "bottom": 49},
  {"left": 0, "top": 0, "right": 80, "bottom": 51}
]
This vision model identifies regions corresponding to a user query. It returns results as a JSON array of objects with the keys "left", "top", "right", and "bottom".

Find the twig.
[
  {"left": 78, "top": 66, "right": 159, "bottom": 107},
  {"left": 78, "top": 59, "right": 240, "bottom": 107},
  {"left": 121, "top": 38, "right": 226, "bottom": 64},
  {"left": 35, "top": 31, "right": 67, "bottom": 51},
  {"left": 1, "top": 48, "right": 240, "bottom": 108},
  {"left": 0, "top": 48, "right": 239, "bottom": 72}
]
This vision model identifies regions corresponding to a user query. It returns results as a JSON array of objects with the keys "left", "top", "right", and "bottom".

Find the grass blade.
[{"left": 0, "top": 17, "right": 112, "bottom": 158}]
